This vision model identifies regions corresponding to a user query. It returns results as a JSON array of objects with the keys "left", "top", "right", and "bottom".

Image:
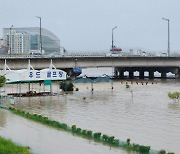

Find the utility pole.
[
  {"left": 36, "top": 16, "right": 42, "bottom": 54},
  {"left": 162, "top": 18, "right": 170, "bottom": 57},
  {"left": 112, "top": 26, "right": 117, "bottom": 52}
]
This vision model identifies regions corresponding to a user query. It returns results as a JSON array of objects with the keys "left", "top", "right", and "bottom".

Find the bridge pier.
[
  {"left": 149, "top": 71, "right": 154, "bottom": 79},
  {"left": 139, "top": 71, "right": 144, "bottom": 79},
  {"left": 114, "top": 67, "right": 119, "bottom": 78},
  {"left": 175, "top": 70, "right": 180, "bottom": 78},
  {"left": 114, "top": 68, "right": 119, "bottom": 78},
  {"left": 129, "top": 71, "right": 134, "bottom": 79},
  {"left": 174, "top": 68, "right": 180, "bottom": 79},
  {"left": 161, "top": 72, "right": 167, "bottom": 78},
  {"left": 120, "top": 70, "right": 124, "bottom": 79},
  {"left": 175, "top": 73, "right": 180, "bottom": 78}
]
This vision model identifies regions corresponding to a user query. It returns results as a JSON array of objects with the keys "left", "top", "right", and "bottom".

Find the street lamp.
[
  {"left": 36, "top": 16, "right": 42, "bottom": 54},
  {"left": 9, "top": 25, "right": 13, "bottom": 54},
  {"left": 162, "top": 17, "right": 170, "bottom": 57},
  {"left": 112, "top": 26, "right": 117, "bottom": 51}
]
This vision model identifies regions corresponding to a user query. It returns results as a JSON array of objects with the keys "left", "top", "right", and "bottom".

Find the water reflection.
[
  {"left": 168, "top": 102, "right": 180, "bottom": 113},
  {"left": 1, "top": 80, "right": 180, "bottom": 154}
]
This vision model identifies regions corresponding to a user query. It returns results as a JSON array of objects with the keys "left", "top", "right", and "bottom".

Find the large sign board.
[{"left": 5, "top": 68, "right": 67, "bottom": 83}]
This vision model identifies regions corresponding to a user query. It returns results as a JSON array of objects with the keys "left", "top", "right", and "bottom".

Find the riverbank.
[{"left": 2, "top": 106, "right": 153, "bottom": 153}]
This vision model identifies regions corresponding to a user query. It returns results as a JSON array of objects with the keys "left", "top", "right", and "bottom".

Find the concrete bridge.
[{"left": 0, "top": 55, "right": 180, "bottom": 79}]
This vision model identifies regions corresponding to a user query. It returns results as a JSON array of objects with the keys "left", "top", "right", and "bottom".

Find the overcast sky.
[{"left": 0, "top": 0, "right": 180, "bottom": 52}]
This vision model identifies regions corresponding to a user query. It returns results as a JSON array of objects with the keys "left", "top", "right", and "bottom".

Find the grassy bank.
[
  {"left": 0, "top": 106, "right": 174, "bottom": 154},
  {"left": 0, "top": 136, "right": 31, "bottom": 154}
]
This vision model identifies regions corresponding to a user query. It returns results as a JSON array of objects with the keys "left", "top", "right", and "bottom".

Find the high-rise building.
[
  {"left": 3, "top": 27, "right": 60, "bottom": 54},
  {"left": 15, "top": 32, "right": 30, "bottom": 54},
  {"left": 0, "top": 38, "right": 4, "bottom": 54},
  {"left": 6, "top": 30, "right": 30, "bottom": 54},
  {"left": 0, "top": 38, "right": 3, "bottom": 47}
]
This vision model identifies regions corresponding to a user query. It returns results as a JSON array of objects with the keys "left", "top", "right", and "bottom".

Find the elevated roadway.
[{"left": 0, "top": 55, "right": 180, "bottom": 78}]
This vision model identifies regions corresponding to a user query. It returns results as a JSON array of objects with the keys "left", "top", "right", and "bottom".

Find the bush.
[
  {"left": 93, "top": 132, "right": 101, "bottom": 139},
  {"left": 127, "top": 138, "right": 130, "bottom": 145},
  {"left": 67, "top": 82, "right": 74, "bottom": 91},
  {"left": 0, "top": 75, "right": 6, "bottom": 87},
  {"left": 159, "top": 149, "right": 166, "bottom": 154},
  {"left": 113, "top": 139, "right": 119, "bottom": 146},
  {"left": 126, "top": 82, "right": 130, "bottom": 89},
  {"left": 60, "top": 81, "right": 74, "bottom": 91},
  {"left": 139, "top": 145, "right": 151, "bottom": 153},
  {"left": 108, "top": 136, "right": 115, "bottom": 143},
  {"left": 168, "top": 92, "right": 180, "bottom": 100},
  {"left": 86, "top": 130, "right": 92, "bottom": 137},
  {"left": 60, "top": 82, "right": 67, "bottom": 91},
  {"left": 132, "top": 144, "right": 140, "bottom": 151},
  {"left": 76, "top": 128, "right": 81, "bottom": 134},
  {"left": 75, "top": 88, "right": 79, "bottom": 91},
  {"left": 102, "top": 134, "right": 109, "bottom": 141},
  {"left": 72, "top": 125, "right": 76, "bottom": 132},
  {"left": 82, "top": 129, "right": 87, "bottom": 135}
]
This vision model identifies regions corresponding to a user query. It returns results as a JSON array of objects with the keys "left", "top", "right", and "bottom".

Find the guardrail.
[{"left": 0, "top": 52, "right": 180, "bottom": 58}]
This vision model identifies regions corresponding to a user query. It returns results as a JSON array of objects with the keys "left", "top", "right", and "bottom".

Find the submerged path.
[{"left": 1, "top": 106, "right": 173, "bottom": 154}]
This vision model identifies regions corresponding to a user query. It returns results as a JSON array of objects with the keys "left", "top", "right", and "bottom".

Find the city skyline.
[
  {"left": 0, "top": 0, "right": 180, "bottom": 52},
  {"left": 2, "top": 27, "right": 60, "bottom": 54}
]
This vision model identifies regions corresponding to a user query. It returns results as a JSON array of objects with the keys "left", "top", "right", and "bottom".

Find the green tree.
[
  {"left": 67, "top": 82, "right": 74, "bottom": 91},
  {"left": 0, "top": 76, "right": 6, "bottom": 87},
  {"left": 60, "top": 81, "right": 74, "bottom": 91}
]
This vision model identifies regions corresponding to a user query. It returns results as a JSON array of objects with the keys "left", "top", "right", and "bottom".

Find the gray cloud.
[{"left": 0, "top": 0, "right": 180, "bottom": 52}]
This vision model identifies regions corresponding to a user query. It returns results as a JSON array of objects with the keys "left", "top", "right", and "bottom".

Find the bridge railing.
[
  {"left": 0, "top": 54, "right": 36, "bottom": 59},
  {"left": 0, "top": 51, "right": 180, "bottom": 58}
]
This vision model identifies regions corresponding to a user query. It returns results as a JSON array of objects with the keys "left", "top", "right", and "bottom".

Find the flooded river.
[{"left": 0, "top": 68, "right": 180, "bottom": 154}]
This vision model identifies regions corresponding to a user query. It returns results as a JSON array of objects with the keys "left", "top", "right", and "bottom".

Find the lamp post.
[
  {"left": 75, "top": 58, "right": 77, "bottom": 68},
  {"left": 9, "top": 25, "right": 13, "bottom": 54},
  {"left": 162, "top": 18, "right": 170, "bottom": 57},
  {"left": 112, "top": 26, "right": 117, "bottom": 51},
  {"left": 36, "top": 16, "right": 42, "bottom": 54}
]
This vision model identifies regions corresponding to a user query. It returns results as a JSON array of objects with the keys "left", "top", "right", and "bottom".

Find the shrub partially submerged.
[
  {"left": 60, "top": 81, "right": 74, "bottom": 91},
  {"left": 168, "top": 92, "right": 180, "bottom": 101}
]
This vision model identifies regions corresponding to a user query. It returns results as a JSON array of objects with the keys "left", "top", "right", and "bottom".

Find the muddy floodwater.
[{"left": 0, "top": 69, "right": 180, "bottom": 154}]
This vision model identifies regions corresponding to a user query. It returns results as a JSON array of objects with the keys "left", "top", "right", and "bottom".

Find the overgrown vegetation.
[
  {"left": 0, "top": 76, "right": 6, "bottom": 87},
  {"left": 0, "top": 136, "right": 31, "bottom": 154},
  {"left": 158, "top": 149, "right": 174, "bottom": 154},
  {"left": 168, "top": 92, "right": 180, "bottom": 100},
  {"left": 125, "top": 82, "right": 130, "bottom": 89},
  {"left": 60, "top": 81, "right": 74, "bottom": 91},
  {"left": 1, "top": 107, "right": 155, "bottom": 153}
]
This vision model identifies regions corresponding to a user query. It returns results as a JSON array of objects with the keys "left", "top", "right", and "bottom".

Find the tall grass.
[{"left": 0, "top": 136, "right": 31, "bottom": 154}]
